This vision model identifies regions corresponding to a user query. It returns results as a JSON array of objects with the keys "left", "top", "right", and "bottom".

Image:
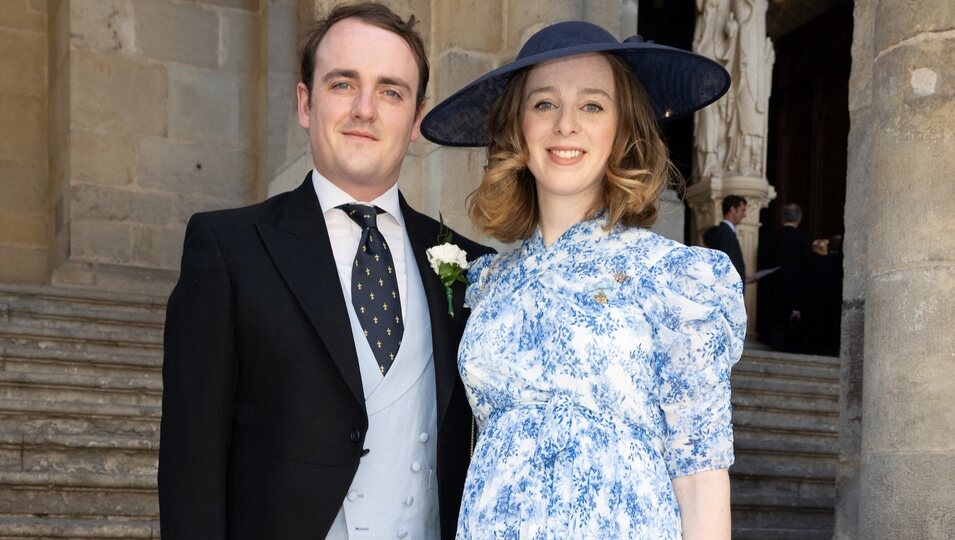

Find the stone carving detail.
[{"left": 692, "top": 0, "right": 775, "bottom": 181}]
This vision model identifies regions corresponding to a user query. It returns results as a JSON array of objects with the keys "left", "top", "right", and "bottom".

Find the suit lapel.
[
  {"left": 400, "top": 195, "right": 458, "bottom": 430},
  {"left": 256, "top": 175, "right": 365, "bottom": 408}
]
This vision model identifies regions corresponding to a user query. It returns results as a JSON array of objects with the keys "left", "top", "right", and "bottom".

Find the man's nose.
[{"left": 352, "top": 89, "right": 377, "bottom": 120}]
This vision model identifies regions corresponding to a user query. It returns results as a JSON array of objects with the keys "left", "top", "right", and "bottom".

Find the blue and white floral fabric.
[{"left": 457, "top": 217, "right": 746, "bottom": 539}]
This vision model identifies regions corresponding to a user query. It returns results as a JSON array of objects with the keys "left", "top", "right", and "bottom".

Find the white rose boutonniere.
[
  {"left": 427, "top": 243, "right": 469, "bottom": 317},
  {"left": 427, "top": 214, "right": 469, "bottom": 317}
]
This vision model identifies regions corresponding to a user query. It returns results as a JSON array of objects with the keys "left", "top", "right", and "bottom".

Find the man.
[
  {"left": 158, "top": 4, "right": 490, "bottom": 539},
  {"left": 762, "top": 203, "right": 812, "bottom": 352},
  {"left": 704, "top": 194, "right": 748, "bottom": 282}
]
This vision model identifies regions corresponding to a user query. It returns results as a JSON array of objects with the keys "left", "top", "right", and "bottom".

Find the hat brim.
[{"left": 421, "top": 41, "right": 730, "bottom": 147}]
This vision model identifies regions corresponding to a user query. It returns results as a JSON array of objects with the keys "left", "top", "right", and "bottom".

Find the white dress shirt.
[{"left": 312, "top": 170, "right": 408, "bottom": 321}]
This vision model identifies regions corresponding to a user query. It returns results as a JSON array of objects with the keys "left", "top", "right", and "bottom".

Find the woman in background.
[{"left": 422, "top": 21, "right": 745, "bottom": 539}]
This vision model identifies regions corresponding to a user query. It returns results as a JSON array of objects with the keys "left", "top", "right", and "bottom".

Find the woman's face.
[{"left": 520, "top": 53, "right": 617, "bottom": 210}]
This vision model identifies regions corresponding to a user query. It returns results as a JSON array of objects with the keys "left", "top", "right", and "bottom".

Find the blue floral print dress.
[{"left": 457, "top": 218, "right": 746, "bottom": 539}]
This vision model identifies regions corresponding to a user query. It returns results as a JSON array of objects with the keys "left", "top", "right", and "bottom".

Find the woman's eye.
[
  {"left": 533, "top": 101, "right": 556, "bottom": 111},
  {"left": 583, "top": 103, "right": 604, "bottom": 113}
]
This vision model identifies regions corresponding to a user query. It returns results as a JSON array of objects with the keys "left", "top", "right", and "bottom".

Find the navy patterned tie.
[{"left": 339, "top": 204, "right": 403, "bottom": 375}]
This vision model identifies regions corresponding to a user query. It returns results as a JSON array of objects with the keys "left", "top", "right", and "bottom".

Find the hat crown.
[{"left": 517, "top": 21, "right": 617, "bottom": 60}]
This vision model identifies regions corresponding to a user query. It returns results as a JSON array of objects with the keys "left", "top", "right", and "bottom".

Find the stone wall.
[
  {"left": 47, "top": 0, "right": 269, "bottom": 292},
  {"left": 0, "top": 1, "right": 48, "bottom": 284},
  {"left": 838, "top": 1, "right": 955, "bottom": 538}
]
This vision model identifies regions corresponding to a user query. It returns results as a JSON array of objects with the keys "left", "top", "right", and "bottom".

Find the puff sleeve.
[{"left": 642, "top": 245, "right": 746, "bottom": 478}]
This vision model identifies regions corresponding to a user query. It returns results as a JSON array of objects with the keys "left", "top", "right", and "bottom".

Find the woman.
[{"left": 421, "top": 22, "right": 745, "bottom": 539}]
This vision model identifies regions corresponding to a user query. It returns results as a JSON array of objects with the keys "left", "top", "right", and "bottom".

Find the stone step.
[
  {"left": 0, "top": 471, "right": 157, "bottom": 518},
  {"left": 732, "top": 524, "right": 833, "bottom": 540},
  {"left": 731, "top": 387, "right": 839, "bottom": 415},
  {"left": 0, "top": 284, "right": 166, "bottom": 324},
  {"left": 0, "top": 412, "right": 158, "bottom": 446},
  {"left": 0, "top": 322, "right": 162, "bottom": 351},
  {"left": 736, "top": 351, "right": 840, "bottom": 379},
  {"left": 732, "top": 371, "right": 840, "bottom": 397},
  {"left": 733, "top": 426, "right": 838, "bottom": 456},
  {"left": 738, "top": 350, "right": 841, "bottom": 371},
  {"left": 732, "top": 504, "right": 834, "bottom": 536},
  {"left": 0, "top": 372, "right": 161, "bottom": 408},
  {"left": 0, "top": 431, "right": 157, "bottom": 476},
  {"left": 0, "top": 516, "right": 158, "bottom": 539},
  {"left": 0, "top": 398, "right": 161, "bottom": 424},
  {"left": 0, "top": 343, "right": 161, "bottom": 380},
  {"left": 732, "top": 406, "right": 838, "bottom": 435},
  {"left": 732, "top": 450, "right": 835, "bottom": 480},
  {"left": 734, "top": 357, "right": 840, "bottom": 383},
  {"left": 730, "top": 475, "right": 835, "bottom": 509}
]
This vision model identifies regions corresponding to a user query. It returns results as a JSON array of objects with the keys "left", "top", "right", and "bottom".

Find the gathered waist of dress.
[{"left": 486, "top": 394, "right": 664, "bottom": 458}]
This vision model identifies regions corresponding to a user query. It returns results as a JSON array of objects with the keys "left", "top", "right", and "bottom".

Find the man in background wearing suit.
[
  {"left": 158, "top": 4, "right": 489, "bottom": 539},
  {"left": 705, "top": 194, "right": 749, "bottom": 283},
  {"left": 763, "top": 203, "right": 813, "bottom": 352}
]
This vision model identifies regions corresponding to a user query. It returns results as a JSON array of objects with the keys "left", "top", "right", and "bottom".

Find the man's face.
[
  {"left": 729, "top": 202, "right": 747, "bottom": 225},
  {"left": 296, "top": 19, "right": 424, "bottom": 200}
]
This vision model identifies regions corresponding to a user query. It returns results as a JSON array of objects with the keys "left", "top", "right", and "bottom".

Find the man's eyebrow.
[
  {"left": 378, "top": 77, "right": 412, "bottom": 93},
  {"left": 322, "top": 69, "right": 359, "bottom": 83},
  {"left": 322, "top": 71, "right": 412, "bottom": 93}
]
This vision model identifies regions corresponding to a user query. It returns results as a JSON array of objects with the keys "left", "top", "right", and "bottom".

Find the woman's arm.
[{"left": 671, "top": 468, "right": 731, "bottom": 540}]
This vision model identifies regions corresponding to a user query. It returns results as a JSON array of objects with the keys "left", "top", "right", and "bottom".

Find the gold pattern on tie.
[{"left": 338, "top": 204, "right": 404, "bottom": 376}]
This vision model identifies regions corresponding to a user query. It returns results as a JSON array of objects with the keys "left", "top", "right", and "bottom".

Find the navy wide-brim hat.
[{"left": 421, "top": 21, "right": 730, "bottom": 147}]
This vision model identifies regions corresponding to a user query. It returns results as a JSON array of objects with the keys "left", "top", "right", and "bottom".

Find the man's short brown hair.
[{"left": 299, "top": 3, "right": 429, "bottom": 111}]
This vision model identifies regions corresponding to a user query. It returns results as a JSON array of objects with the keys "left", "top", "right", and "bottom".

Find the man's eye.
[
  {"left": 331, "top": 82, "right": 351, "bottom": 90},
  {"left": 384, "top": 89, "right": 402, "bottom": 99}
]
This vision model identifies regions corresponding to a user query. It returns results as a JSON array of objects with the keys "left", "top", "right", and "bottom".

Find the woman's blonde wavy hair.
[{"left": 468, "top": 52, "right": 681, "bottom": 243}]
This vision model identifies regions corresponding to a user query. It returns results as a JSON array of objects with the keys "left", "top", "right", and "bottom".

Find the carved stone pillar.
[{"left": 688, "top": 0, "right": 775, "bottom": 336}]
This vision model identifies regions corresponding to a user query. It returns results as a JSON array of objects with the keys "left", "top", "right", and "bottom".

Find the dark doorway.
[
  {"left": 762, "top": 4, "right": 852, "bottom": 247},
  {"left": 756, "top": 3, "right": 852, "bottom": 348}
]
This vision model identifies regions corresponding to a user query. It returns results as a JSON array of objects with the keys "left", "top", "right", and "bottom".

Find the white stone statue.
[
  {"left": 692, "top": 0, "right": 774, "bottom": 181},
  {"left": 693, "top": 0, "right": 733, "bottom": 181}
]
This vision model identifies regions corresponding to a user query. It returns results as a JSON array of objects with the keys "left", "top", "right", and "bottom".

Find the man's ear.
[
  {"left": 410, "top": 97, "right": 428, "bottom": 142},
  {"left": 296, "top": 82, "right": 311, "bottom": 130}
]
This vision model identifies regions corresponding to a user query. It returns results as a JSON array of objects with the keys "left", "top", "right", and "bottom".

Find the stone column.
[
  {"left": 854, "top": 1, "right": 955, "bottom": 538},
  {"left": 833, "top": 1, "right": 874, "bottom": 537},
  {"left": 687, "top": 0, "right": 775, "bottom": 334}
]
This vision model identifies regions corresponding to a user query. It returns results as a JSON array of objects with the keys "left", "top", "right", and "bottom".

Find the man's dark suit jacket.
[
  {"left": 159, "top": 175, "right": 491, "bottom": 540},
  {"left": 706, "top": 221, "right": 745, "bottom": 279},
  {"left": 758, "top": 224, "right": 813, "bottom": 351},
  {"left": 766, "top": 224, "right": 812, "bottom": 318}
]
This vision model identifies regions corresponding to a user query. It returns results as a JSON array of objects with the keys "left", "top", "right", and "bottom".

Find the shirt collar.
[
  {"left": 310, "top": 168, "right": 404, "bottom": 228},
  {"left": 721, "top": 219, "right": 736, "bottom": 232}
]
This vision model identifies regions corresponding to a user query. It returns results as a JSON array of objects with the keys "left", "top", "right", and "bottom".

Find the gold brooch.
[
  {"left": 594, "top": 291, "right": 608, "bottom": 304},
  {"left": 613, "top": 272, "right": 628, "bottom": 284}
]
